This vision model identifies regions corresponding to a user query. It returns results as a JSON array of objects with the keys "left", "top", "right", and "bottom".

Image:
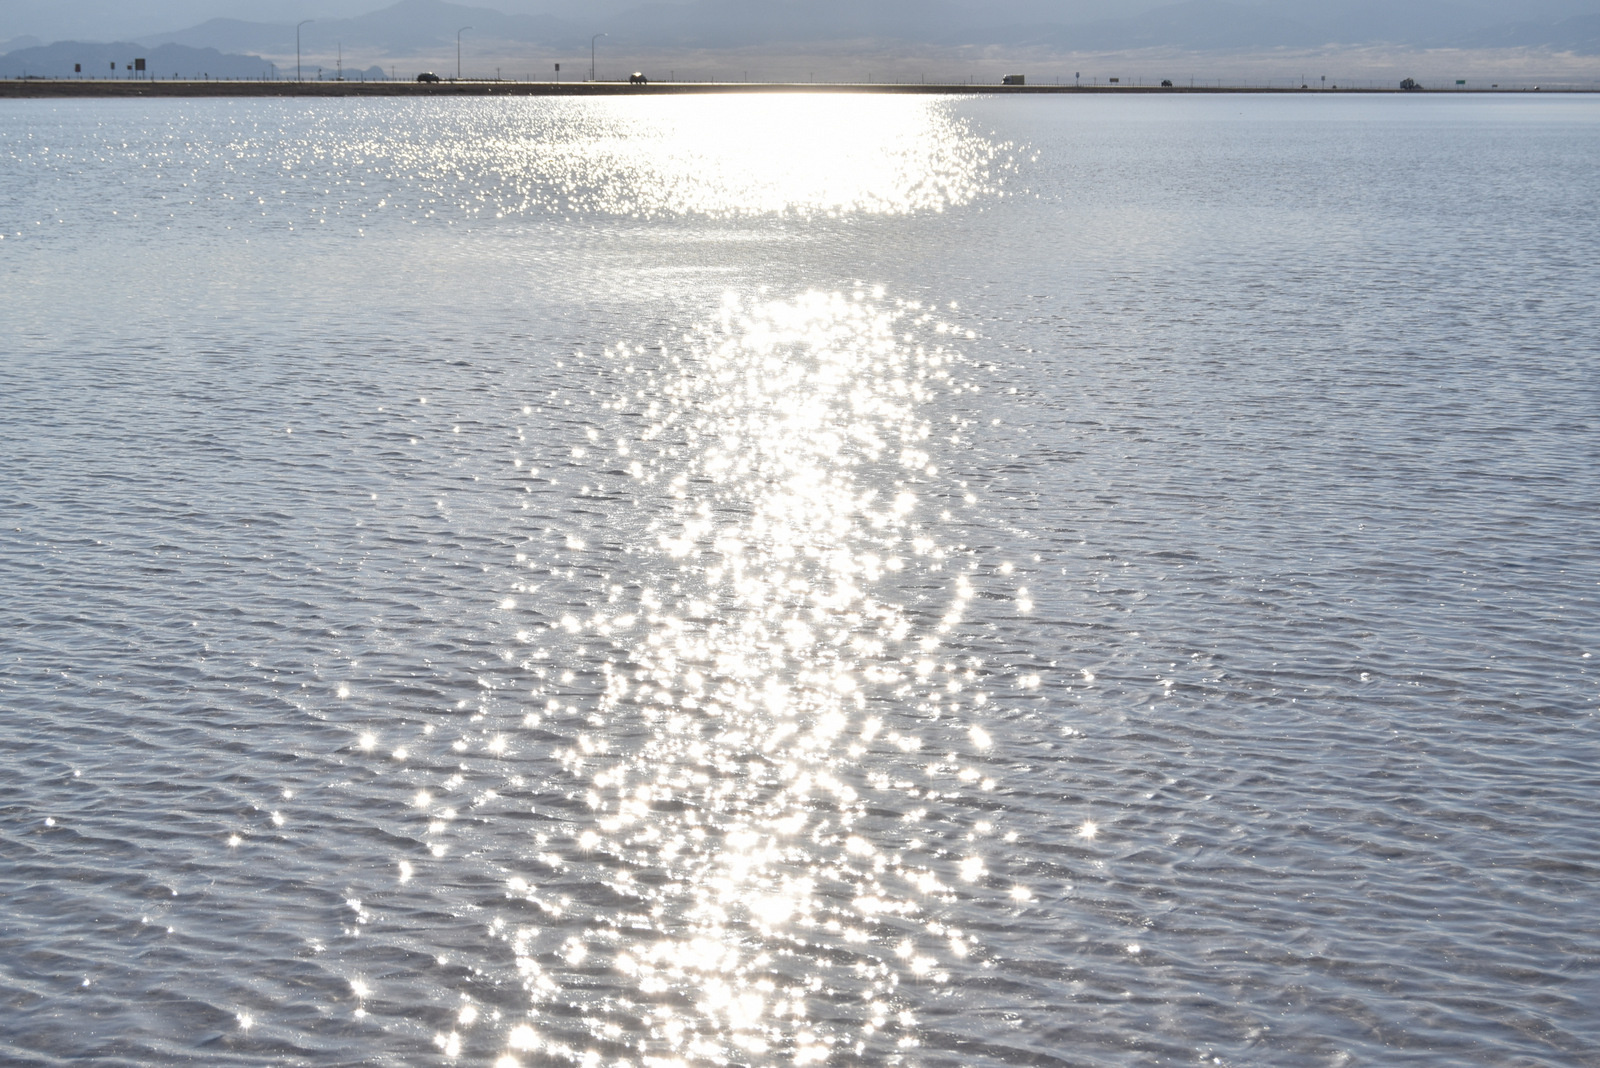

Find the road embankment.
[{"left": 1, "top": 79, "right": 1522, "bottom": 99}]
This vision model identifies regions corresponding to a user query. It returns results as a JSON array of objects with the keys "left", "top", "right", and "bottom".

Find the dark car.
[
  {"left": 629, "top": 72, "right": 648, "bottom": 85},
  {"left": 416, "top": 72, "right": 441, "bottom": 83}
]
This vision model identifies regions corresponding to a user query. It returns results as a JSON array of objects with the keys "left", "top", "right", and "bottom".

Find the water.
[{"left": 2, "top": 92, "right": 1598, "bottom": 1067}]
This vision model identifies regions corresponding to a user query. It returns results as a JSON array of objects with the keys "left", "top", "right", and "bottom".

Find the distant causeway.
[{"left": 0, "top": 79, "right": 1568, "bottom": 98}]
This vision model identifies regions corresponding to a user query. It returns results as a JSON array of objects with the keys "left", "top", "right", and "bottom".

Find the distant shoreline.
[{"left": 0, "top": 79, "right": 1583, "bottom": 99}]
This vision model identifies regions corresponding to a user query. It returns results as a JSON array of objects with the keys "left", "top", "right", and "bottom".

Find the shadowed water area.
[{"left": 1, "top": 93, "right": 1598, "bottom": 1067}]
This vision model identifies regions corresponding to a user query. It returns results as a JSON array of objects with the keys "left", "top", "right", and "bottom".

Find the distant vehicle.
[
  {"left": 629, "top": 72, "right": 648, "bottom": 85},
  {"left": 1161, "top": 79, "right": 1173, "bottom": 87},
  {"left": 416, "top": 72, "right": 441, "bottom": 83},
  {"left": 1001, "top": 74, "right": 1024, "bottom": 86}
]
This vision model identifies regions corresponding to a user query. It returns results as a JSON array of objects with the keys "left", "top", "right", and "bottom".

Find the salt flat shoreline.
[{"left": 0, "top": 79, "right": 1578, "bottom": 99}]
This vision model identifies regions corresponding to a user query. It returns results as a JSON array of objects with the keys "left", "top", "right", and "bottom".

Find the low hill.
[
  {"left": 2, "top": 40, "right": 278, "bottom": 79},
  {"left": 0, "top": 40, "right": 390, "bottom": 80}
]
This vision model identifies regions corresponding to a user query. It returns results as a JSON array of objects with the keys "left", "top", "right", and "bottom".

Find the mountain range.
[
  {"left": 5, "top": 0, "right": 1600, "bottom": 59},
  {"left": 0, "top": 38, "right": 386, "bottom": 79}
]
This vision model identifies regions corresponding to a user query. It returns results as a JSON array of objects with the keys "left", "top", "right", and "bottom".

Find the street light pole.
[
  {"left": 297, "top": 20, "right": 313, "bottom": 82},
  {"left": 591, "top": 32, "right": 606, "bottom": 82},
  {"left": 457, "top": 26, "right": 471, "bottom": 80}
]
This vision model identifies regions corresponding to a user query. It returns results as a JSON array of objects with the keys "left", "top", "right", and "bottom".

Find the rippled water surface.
[{"left": 3, "top": 93, "right": 1599, "bottom": 1067}]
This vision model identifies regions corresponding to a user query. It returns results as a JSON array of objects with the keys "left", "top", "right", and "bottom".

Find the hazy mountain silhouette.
[
  {"left": 1295, "top": 0, "right": 1490, "bottom": 45},
  {"left": 1040, "top": 2, "right": 1328, "bottom": 51},
  {"left": 1456, "top": 11, "right": 1600, "bottom": 47},
  {"left": 602, "top": 0, "right": 968, "bottom": 48},
  {"left": 0, "top": 40, "right": 287, "bottom": 78},
  {"left": 1021, "top": 0, "right": 1600, "bottom": 52},
  {"left": 7, "top": 0, "right": 1600, "bottom": 57},
  {"left": 142, "top": 0, "right": 581, "bottom": 55},
  {"left": 596, "top": 0, "right": 1600, "bottom": 51}
]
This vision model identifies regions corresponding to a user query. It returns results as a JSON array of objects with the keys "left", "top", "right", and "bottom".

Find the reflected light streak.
[
  {"left": 389, "top": 288, "right": 1022, "bottom": 1066},
  {"left": 217, "top": 96, "right": 1017, "bottom": 220},
  {"left": 509, "top": 289, "right": 998, "bottom": 1063}
]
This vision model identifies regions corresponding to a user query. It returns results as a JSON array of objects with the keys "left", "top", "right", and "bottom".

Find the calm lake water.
[{"left": 2, "top": 92, "right": 1598, "bottom": 1067}]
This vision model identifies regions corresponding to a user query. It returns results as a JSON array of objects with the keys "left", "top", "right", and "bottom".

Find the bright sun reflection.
[
  {"left": 534, "top": 96, "right": 1015, "bottom": 216},
  {"left": 297, "top": 95, "right": 1017, "bottom": 219},
  {"left": 388, "top": 287, "right": 1024, "bottom": 1065},
  {"left": 509, "top": 288, "right": 1003, "bottom": 1063}
]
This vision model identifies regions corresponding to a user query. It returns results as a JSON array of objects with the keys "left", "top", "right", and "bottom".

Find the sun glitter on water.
[
  {"left": 207, "top": 95, "right": 1019, "bottom": 221},
  {"left": 473, "top": 288, "right": 1015, "bottom": 1064},
  {"left": 367, "top": 287, "right": 1030, "bottom": 1065}
]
